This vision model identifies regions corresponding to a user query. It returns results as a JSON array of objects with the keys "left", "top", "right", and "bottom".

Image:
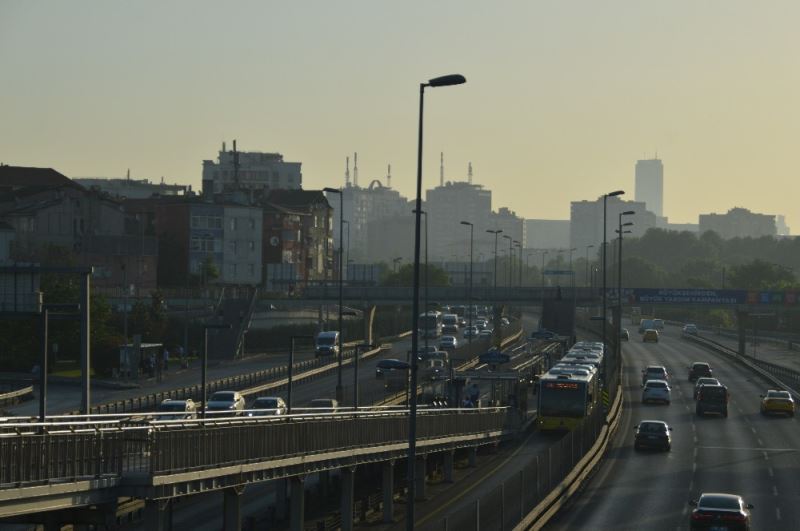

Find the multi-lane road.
[{"left": 548, "top": 324, "right": 799, "bottom": 530}]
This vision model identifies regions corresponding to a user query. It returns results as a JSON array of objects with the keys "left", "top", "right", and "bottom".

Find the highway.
[{"left": 547, "top": 324, "right": 800, "bottom": 531}]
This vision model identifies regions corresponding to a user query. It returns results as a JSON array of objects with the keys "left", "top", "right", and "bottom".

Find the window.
[
  {"left": 248, "top": 241, "right": 255, "bottom": 251},
  {"left": 230, "top": 218, "right": 237, "bottom": 231},
  {"left": 230, "top": 241, "right": 237, "bottom": 254},
  {"left": 249, "top": 218, "right": 256, "bottom": 230},
  {"left": 248, "top": 264, "right": 255, "bottom": 276},
  {"left": 191, "top": 216, "right": 202, "bottom": 228}
]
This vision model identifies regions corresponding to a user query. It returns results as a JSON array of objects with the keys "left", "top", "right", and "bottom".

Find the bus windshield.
[{"left": 539, "top": 381, "right": 587, "bottom": 417}]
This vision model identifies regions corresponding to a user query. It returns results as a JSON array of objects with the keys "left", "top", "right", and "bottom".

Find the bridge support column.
[
  {"left": 144, "top": 499, "right": 169, "bottom": 531},
  {"left": 223, "top": 486, "right": 244, "bottom": 531},
  {"left": 415, "top": 455, "right": 427, "bottom": 500},
  {"left": 290, "top": 475, "right": 306, "bottom": 531},
  {"left": 468, "top": 447, "right": 477, "bottom": 468},
  {"left": 443, "top": 450, "right": 455, "bottom": 483},
  {"left": 382, "top": 460, "right": 395, "bottom": 523},
  {"left": 275, "top": 477, "right": 288, "bottom": 520},
  {"left": 43, "top": 514, "right": 61, "bottom": 531},
  {"left": 340, "top": 466, "right": 356, "bottom": 531}
]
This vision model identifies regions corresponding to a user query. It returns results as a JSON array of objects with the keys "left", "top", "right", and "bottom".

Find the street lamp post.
[
  {"left": 353, "top": 342, "right": 375, "bottom": 409},
  {"left": 460, "top": 221, "right": 474, "bottom": 350},
  {"left": 541, "top": 250, "right": 549, "bottom": 287},
  {"left": 602, "top": 190, "right": 625, "bottom": 365},
  {"left": 414, "top": 209, "right": 429, "bottom": 354},
  {"left": 323, "top": 186, "right": 346, "bottom": 403},
  {"left": 486, "top": 229, "right": 502, "bottom": 299},
  {"left": 201, "top": 322, "right": 231, "bottom": 419},
  {"left": 407, "top": 73, "right": 466, "bottom": 530},
  {"left": 343, "top": 219, "right": 350, "bottom": 282},
  {"left": 617, "top": 211, "right": 635, "bottom": 361},
  {"left": 514, "top": 241, "right": 522, "bottom": 288},
  {"left": 502, "top": 235, "right": 512, "bottom": 287}
]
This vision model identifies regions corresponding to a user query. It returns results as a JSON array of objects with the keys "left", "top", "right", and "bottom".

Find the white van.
[{"left": 315, "top": 331, "right": 340, "bottom": 357}]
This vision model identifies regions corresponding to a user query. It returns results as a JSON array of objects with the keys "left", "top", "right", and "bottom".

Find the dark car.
[
  {"left": 696, "top": 383, "right": 729, "bottom": 417},
  {"left": 689, "top": 493, "right": 753, "bottom": 530},
  {"left": 620, "top": 328, "right": 630, "bottom": 341},
  {"left": 634, "top": 420, "right": 672, "bottom": 451},
  {"left": 688, "top": 362, "right": 713, "bottom": 382},
  {"left": 375, "top": 358, "right": 409, "bottom": 379}
]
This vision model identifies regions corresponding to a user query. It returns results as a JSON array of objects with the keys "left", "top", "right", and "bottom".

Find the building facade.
[
  {"left": 202, "top": 141, "right": 302, "bottom": 196},
  {"left": 570, "top": 196, "right": 657, "bottom": 252},
  {"left": 425, "top": 181, "right": 493, "bottom": 261},
  {"left": 75, "top": 176, "right": 189, "bottom": 199},
  {"left": 635, "top": 158, "right": 664, "bottom": 218},
  {"left": 699, "top": 207, "right": 777, "bottom": 239},
  {"left": 525, "top": 219, "right": 570, "bottom": 250}
]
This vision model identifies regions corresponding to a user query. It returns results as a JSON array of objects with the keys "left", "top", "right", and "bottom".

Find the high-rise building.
[
  {"left": 425, "top": 181, "right": 493, "bottom": 261},
  {"left": 202, "top": 141, "right": 302, "bottom": 196},
  {"left": 570, "top": 196, "right": 657, "bottom": 252},
  {"left": 525, "top": 219, "right": 570, "bottom": 249},
  {"left": 635, "top": 158, "right": 664, "bottom": 218},
  {"left": 699, "top": 208, "right": 776, "bottom": 239},
  {"left": 776, "top": 215, "right": 791, "bottom": 236}
]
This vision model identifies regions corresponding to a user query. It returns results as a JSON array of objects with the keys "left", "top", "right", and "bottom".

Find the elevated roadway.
[{"left": 547, "top": 324, "right": 799, "bottom": 530}]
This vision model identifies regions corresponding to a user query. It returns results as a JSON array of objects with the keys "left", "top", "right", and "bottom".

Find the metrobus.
[
  {"left": 537, "top": 371, "right": 600, "bottom": 431},
  {"left": 419, "top": 311, "right": 443, "bottom": 339}
]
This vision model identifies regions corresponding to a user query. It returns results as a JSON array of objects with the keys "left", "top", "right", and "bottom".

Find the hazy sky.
[{"left": 2, "top": 1, "right": 799, "bottom": 229}]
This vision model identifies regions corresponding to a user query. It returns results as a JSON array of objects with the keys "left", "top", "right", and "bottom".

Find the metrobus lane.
[
  {"left": 545, "top": 337, "right": 696, "bottom": 531},
  {"left": 653, "top": 333, "right": 800, "bottom": 530}
]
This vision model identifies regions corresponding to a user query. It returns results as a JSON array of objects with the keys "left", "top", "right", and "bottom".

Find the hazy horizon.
[{"left": 2, "top": 1, "right": 798, "bottom": 229}]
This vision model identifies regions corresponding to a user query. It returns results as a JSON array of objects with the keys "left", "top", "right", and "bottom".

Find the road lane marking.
[
  {"left": 757, "top": 438, "right": 764, "bottom": 446},
  {"left": 773, "top": 486, "right": 779, "bottom": 496},
  {"left": 693, "top": 448, "right": 698, "bottom": 458},
  {"left": 697, "top": 446, "right": 798, "bottom": 453},
  {"left": 691, "top": 423, "right": 696, "bottom": 432},
  {"left": 777, "top": 507, "right": 782, "bottom": 520},
  {"left": 692, "top": 462, "right": 696, "bottom": 473},
  {"left": 768, "top": 466, "right": 774, "bottom": 477},
  {"left": 750, "top": 427, "right": 757, "bottom": 434},
  {"left": 693, "top": 435, "right": 698, "bottom": 444}
]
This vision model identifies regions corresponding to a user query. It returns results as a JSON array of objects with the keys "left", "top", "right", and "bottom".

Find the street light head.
[
  {"left": 323, "top": 187, "right": 341, "bottom": 194},
  {"left": 607, "top": 190, "right": 625, "bottom": 197},
  {"left": 460, "top": 221, "right": 472, "bottom": 226},
  {"left": 412, "top": 209, "right": 426, "bottom": 215},
  {"left": 428, "top": 74, "right": 467, "bottom": 87},
  {"left": 621, "top": 210, "right": 635, "bottom": 216},
  {"left": 486, "top": 229, "right": 502, "bottom": 234},
  {"left": 622, "top": 221, "right": 634, "bottom": 227},
  {"left": 503, "top": 234, "right": 511, "bottom": 240}
]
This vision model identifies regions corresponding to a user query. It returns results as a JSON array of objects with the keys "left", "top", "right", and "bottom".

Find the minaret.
[
  {"left": 345, "top": 157, "right": 351, "bottom": 187},
  {"left": 468, "top": 162, "right": 473, "bottom": 184},
  {"left": 387, "top": 164, "right": 392, "bottom": 188},
  {"left": 353, "top": 152, "right": 359, "bottom": 187}
]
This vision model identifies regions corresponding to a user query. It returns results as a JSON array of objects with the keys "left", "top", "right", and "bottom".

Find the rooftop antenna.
[
  {"left": 353, "top": 152, "right": 359, "bottom": 187},
  {"left": 387, "top": 164, "right": 392, "bottom": 188},
  {"left": 126, "top": 168, "right": 130, "bottom": 181},
  {"left": 222, "top": 141, "right": 226, "bottom": 152},
  {"left": 468, "top": 162, "right": 473, "bottom": 184},
  {"left": 440, "top": 152, "right": 444, "bottom": 187},
  {"left": 345, "top": 156, "right": 351, "bottom": 187},
  {"left": 232, "top": 139, "right": 240, "bottom": 189}
]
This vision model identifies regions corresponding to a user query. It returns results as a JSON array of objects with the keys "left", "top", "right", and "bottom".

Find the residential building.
[
  {"left": 261, "top": 202, "right": 305, "bottom": 291},
  {"left": 570, "top": 195, "right": 657, "bottom": 251},
  {"left": 75, "top": 176, "right": 189, "bottom": 199},
  {"left": 776, "top": 215, "right": 791, "bottom": 236},
  {"left": 425, "top": 181, "right": 493, "bottom": 261},
  {"left": 491, "top": 207, "right": 525, "bottom": 249},
  {"left": 635, "top": 158, "right": 664, "bottom": 218},
  {"left": 202, "top": 141, "right": 302, "bottom": 196},
  {"left": 365, "top": 214, "right": 415, "bottom": 265},
  {"left": 699, "top": 207, "right": 777, "bottom": 239},
  {"left": 525, "top": 219, "right": 570, "bottom": 250}
]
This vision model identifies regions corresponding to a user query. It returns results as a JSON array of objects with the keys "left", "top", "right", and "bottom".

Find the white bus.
[{"left": 419, "top": 311, "right": 443, "bottom": 339}]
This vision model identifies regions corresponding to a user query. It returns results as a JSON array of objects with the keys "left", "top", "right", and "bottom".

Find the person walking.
[{"left": 162, "top": 347, "right": 170, "bottom": 373}]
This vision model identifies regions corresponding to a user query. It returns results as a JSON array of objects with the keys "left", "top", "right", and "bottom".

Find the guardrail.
[
  {"left": 686, "top": 334, "right": 800, "bottom": 398},
  {"left": 0, "top": 384, "right": 34, "bottom": 409}
]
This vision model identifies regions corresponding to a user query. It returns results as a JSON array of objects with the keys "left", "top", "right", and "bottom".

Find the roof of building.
[
  {"left": 267, "top": 190, "right": 330, "bottom": 209},
  {"left": 0, "top": 166, "right": 83, "bottom": 191},
  {"left": 262, "top": 201, "right": 307, "bottom": 216}
]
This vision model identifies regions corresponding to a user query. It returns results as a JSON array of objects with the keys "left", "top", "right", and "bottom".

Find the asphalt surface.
[{"left": 547, "top": 324, "right": 800, "bottom": 531}]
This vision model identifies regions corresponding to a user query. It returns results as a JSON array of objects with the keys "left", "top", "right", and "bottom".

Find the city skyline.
[{"left": 2, "top": 1, "right": 798, "bottom": 229}]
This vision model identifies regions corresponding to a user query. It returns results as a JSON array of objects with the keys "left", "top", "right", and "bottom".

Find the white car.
[
  {"left": 463, "top": 326, "right": 480, "bottom": 338},
  {"left": 642, "top": 380, "right": 671, "bottom": 404},
  {"left": 249, "top": 396, "right": 287, "bottom": 416},
  {"left": 206, "top": 391, "right": 246, "bottom": 416},
  {"left": 439, "top": 335, "right": 458, "bottom": 350}
]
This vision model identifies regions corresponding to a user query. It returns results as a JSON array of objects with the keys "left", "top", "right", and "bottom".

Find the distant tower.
[
  {"left": 126, "top": 168, "right": 130, "bottom": 181},
  {"left": 232, "top": 139, "right": 240, "bottom": 189},
  {"left": 440, "top": 152, "right": 444, "bottom": 187},
  {"left": 635, "top": 157, "right": 664, "bottom": 217},
  {"left": 353, "top": 152, "right": 359, "bottom": 187},
  {"left": 345, "top": 157, "right": 351, "bottom": 187},
  {"left": 468, "top": 162, "right": 473, "bottom": 184},
  {"left": 387, "top": 164, "right": 392, "bottom": 188}
]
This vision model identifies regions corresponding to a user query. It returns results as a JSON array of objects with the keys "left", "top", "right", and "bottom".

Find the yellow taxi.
[
  {"left": 760, "top": 389, "right": 795, "bottom": 416},
  {"left": 642, "top": 329, "right": 659, "bottom": 343}
]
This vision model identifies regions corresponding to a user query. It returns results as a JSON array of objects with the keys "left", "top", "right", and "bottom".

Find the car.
[
  {"left": 642, "top": 380, "right": 671, "bottom": 404},
  {"left": 641, "top": 365, "right": 669, "bottom": 386},
  {"left": 653, "top": 319, "right": 665, "bottom": 330},
  {"left": 206, "top": 391, "right": 246, "bottom": 415},
  {"left": 529, "top": 329, "right": 557, "bottom": 341},
  {"left": 500, "top": 317, "right": 510, "bottom": 326},
  {"left": 308, "top": 398, "right": 339, "bottom": 413},
  {"left": 479, "top": 329, "right": 493, "bottom": 340},
  {"left": 375, "top": 358, "right": 410, "bottom": 379},
  {"left": 418, "top": 345, "right": 438, "bottom": 357},
  {"left": 463, "top": 326, "right": 479, "bottom": 339},
  {"left": 638, "top": 318, "right": 654, "bottom": 334},
  {"left": 156, "top": 399, "right": 197, "bottom": 420},
  {"left": 475, "top": 319, "right": 488, "bottom": 331},
  {"left": 479, "top": 348, "right": 510, "bottom": 365},
  {"left": 760, "top": 389, "right": 795, "bottom": 416},
  {"left": 423, "top": 359, "right": 447, "bottom": 380},
  {"left": 682, "top": 324, "right": 699, "bottom": 336},
  {"left": 634, "top": 420, "right": 672, "bottom": 451},
  {"left": 315, "top": 331, "right": 340, "bottom": 357},
  {"left": 439, "top": 335, "right": 458, "bottom": 350},
  {"left": 696, "top": 383, "right": 729, "bottom": 417},
  {"left": 249, "top": 396, "right": 287, "bottom": 416},
  {"left": 620, "top": 328, "right": 630, "bottom": 341},
  {"left": 689, "top": 493, "right": 753, "bottom": 530},
  {"left": 693, "top": 377, "right": 721, "bottom": 399},
  {"left": 688, "top": 362, "right": 713, "bottom": 382},
  {"left": 642, "top": 329, "right": 659, "bottom": 343},
  {"left": 442, "top": 324, "right": 459, "bottom": 336}
]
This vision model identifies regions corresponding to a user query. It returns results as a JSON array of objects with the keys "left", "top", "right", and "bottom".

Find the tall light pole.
[
  {"left": 414, "top": 209, "right": 429, "bottom": 353},
  {"left": 585, "top": 244, "right": 595, "bottom": 286},
  {"left": 503, "top": 234, "right": 512, "bottom": 287},
  {"left": 486, "top": 229, "right": 502, "bottom": 300},
  {"left": 343, "top": 219, "right": 350, "bottom": 282},
  {"left": 323, "top": 186, "right": 345, "bottom": 403},
  {"left": 602, "top": 190, "right": 625, "bottom": 383},
  {"left": 526, "top": 252, "right": 535, "bottom": 286},
  {"left": 460, "top": 221, "right": 474, "bottom": 349},
  {"left": 407, "top": 73, "right": 466, "bottom": 530},
  {"left": 514, "top": 241, "right": 522, "bottom": 288},
  {"left": 541, "top": 250, "right": 549, "bottom": 287}
]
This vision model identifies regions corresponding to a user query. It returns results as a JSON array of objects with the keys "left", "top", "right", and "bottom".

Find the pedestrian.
[
  {"left": 177, "top": 345, "right": 186, "bottom": 369},
  {"left": 162, "top": 347, "right": 170, "bottom": 373},
  {"left": 148, "top": 352, "right": 156, "bottom": 377}
]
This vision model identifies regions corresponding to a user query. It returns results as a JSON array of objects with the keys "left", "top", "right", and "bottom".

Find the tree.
[
  {"left": 381, "top": 263, "right": 450, "bottom": 287},
  {"left": 727, "top": 260, "right": 796, "bottom": 290}
]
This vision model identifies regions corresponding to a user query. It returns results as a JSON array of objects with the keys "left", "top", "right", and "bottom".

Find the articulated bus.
[
  {"left": 537, "top": 371, "right": 600, "bottom": 431},
  {"left": 419, "top": 311, "right": 443, "bottom": 339}
]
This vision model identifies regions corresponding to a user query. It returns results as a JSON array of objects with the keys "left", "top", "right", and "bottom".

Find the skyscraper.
[{"left": 635, "top": 158, "right": 664, "bottom": 218}]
